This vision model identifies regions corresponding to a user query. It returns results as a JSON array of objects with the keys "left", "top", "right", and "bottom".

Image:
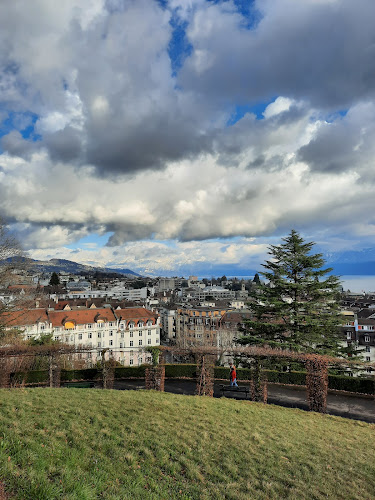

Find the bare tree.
[{"left": 0, "top": 217, "right": 25, "bottom": 338}]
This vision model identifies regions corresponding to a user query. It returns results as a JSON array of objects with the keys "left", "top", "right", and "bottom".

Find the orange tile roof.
[
  {"left": 114, "top": 308, "right": 158, "bottom": 324},
  {"left": 1, "top": 309, "right": 49, "bottom": 327},
  {"left": 48, "top": 308, "right": 117, "bottom": 327}
]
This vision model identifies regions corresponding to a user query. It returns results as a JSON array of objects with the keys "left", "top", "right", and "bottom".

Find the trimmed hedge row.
[
  {"left": 114, "top": 366, "right": 146, "bottom": 378},
  {"left": 328, "top": 374, "right": 374, "bottom": 394},
  {"left": 8, "top": 364, "right": 375, "bottom": 394}
]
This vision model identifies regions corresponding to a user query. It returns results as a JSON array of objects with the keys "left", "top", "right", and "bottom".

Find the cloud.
[
  {"left": 179, "top": 0, "right": 375, "bottom": 109},
  {"left": 28, "top": 237, "right": 269, "bottom": 276},
  {"left": 1, "top": 0, "right": 375, "bottom": 274}
]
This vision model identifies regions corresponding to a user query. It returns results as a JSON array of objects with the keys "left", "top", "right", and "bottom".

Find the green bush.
[
  {"left": 22, "top": 370, "right": 49, "bottom": 384},
  {"left": 264, "top": 370, "right": 307, "bottom": 385},
  {"left": 165, "top": 364, "right": 197, "bottom": 378},
  {"left": 328, "top": 374, "right": 374, "bottom": 395},
  {"left": 60, "top": 369, "right": 100, "bottom": 382},
  {"left": 114, "top": 366, "right": 147, "bottom": 379}
]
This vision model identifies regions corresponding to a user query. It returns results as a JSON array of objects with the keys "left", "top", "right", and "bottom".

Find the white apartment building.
[{"left": 2, "top": 307, "right": 160, "bottom": 366}]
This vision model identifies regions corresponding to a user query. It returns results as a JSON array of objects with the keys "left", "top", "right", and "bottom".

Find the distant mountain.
[{"left": 2, "top": 257, "right": 142, "bottom": 277}]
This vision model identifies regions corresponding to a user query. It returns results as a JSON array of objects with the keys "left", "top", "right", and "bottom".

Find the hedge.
[
  {"left": 8, "top": 364, "right": 375, "bottom": 395},
  {"left": 114, "top": 366, "right": 147, "bottom": 378},
  {"left": 61, "top": 368, "right": 100, "bottom": 382},
  {"left": 165, "top": 364, "right": 197, "bottom": 378},
  {"left": 328, "top": 374, "right": 374, "bottom": 394}
]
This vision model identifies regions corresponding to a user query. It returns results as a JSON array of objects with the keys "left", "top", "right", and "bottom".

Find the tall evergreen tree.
[
  {"left": 49, "top": 272, "right": 60, "bottom": 286},
  {"left": 253, "top": 273, "right": 261, "bottom": 285},
  {"left": 239, "top": 230, "right": 344, "bottom": 356}
]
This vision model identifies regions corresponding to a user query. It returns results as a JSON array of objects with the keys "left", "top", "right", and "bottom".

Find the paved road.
[{"left": 111, "top": 378, "right": 375, "bottom": 424}]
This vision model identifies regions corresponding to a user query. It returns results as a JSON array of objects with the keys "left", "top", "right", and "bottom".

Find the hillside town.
[{"left": 1, "top": 264, "right": 374, "bottom": 373}]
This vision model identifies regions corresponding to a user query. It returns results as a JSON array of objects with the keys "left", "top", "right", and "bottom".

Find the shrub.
[
  {"left": 164, "top": 364, "right": 197, "bottom": 378},
  {"left": 24, "top": 370, "right": 49, "bottom": 384},
  {"left": 114, "top": 366, "right": 147, "bottom": 379},
  {"left": 328, "top": 374, "right": 374, "bottom": 395}
]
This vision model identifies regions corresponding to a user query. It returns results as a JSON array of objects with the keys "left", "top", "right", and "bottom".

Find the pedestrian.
[{"left": 230, "top": 363, "right": 238, "bottom": 387}]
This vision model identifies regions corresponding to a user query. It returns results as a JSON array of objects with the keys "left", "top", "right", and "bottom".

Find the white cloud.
[{"left": 1, "top": 0, "right": 375, "bottom": 274}]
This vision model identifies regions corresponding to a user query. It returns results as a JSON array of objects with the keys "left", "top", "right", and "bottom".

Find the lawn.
[{"left": 0, "top": 388, "right": 374, "bottom": 499}]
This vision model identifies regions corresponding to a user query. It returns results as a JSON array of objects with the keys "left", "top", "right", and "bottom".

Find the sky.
[{"left": 1, "top": 0, "right": 375, "bottom": 288}]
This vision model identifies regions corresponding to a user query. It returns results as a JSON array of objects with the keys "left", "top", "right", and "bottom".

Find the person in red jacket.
[{"left": 230, "top": 363, "right": 238, "bottom": 387}]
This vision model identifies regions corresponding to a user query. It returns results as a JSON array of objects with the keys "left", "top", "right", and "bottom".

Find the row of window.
[
  {"left": 82, "top": 330, "right": 154, "bottom": 339},
  {"left": 54, "top": 320, "right": 155, "bottom": 331},
  {"left": 96, "top": 339, "right": 157, "bottom": 348}
]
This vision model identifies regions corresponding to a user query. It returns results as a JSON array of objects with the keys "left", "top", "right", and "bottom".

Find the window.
[
  {"left": 88, "top": 324, "right": 92, "bottom": 329},
  {"left": 98, "top": 323, "right": 103, "bottom": 328},
  {"left": 156, "top": 338, "right": 159, "bottom": 344},
  {"left": 364, "top": 335, "right": 370, "bottom": 342},
  {"left": 121, "top": 331, "right": 124, "bottom": 338},
  {"left": 148, "top": 330, "right": 151, "bottom": 335},
  {"left": 87, "top": 352, "right": 92, "bottom": 359},
  {"left": 129, "top": 322, "right": 134, "bottom": 329},
  {"left": 366, "top": 356, "right": 371, "bottom": 362},
  {"left": 139, "top": 340, "right": 143, "bottom": 346},
  {"left": 109, "top": 330, "right": 113, "bottom": 336},
  {"left": 78, "top": 333, "right": 82, "bottom": 340},
  {"left": 366, "top": 346, "right": 371, "bottom": 352},
  {"left": 54, "top": 336, "right": 59, "bottom": 341},
  {"left": 139, "top": 321, "right": 144, "bottom": 328},
  {"left": 109, "top": 340, "right": 113, "bottom": 346},
  {"left": 88, "top": 332, "right": 92, "bottom": 339},
  {"left": 346, "top": 331, "right": 352, "bottom": 340},
  {"left": 130, "top": 359, "right": 134, "bottom": 365},
  {"left": 97, "top": 342, "right": 101, "bottom": 348},
  {"left": 130, "top": 340, "right": 133, "bottom": 347},
  {"left": 148, "top": 339, "right": 151, "bottom": 345},
  {"left": 139, "top": 331, "right": 142, "bottom": 336},
  {"left": 97, "top": 332, "right": 101, "bottom": 338},
  {"left": 40, "top": 324, "right": 45, "bottom": 331},
  {"left": 120, "top": 323, "right": 124, "bottom": 329},
  {"left": 120, "top": 342, "right": 123, "bottom": 348},
  {"left": 130, "top": 332, "right": 133, "bottom": 338},
  {"left": 109, "top": 322, "right": 114, "bottom": 327}
]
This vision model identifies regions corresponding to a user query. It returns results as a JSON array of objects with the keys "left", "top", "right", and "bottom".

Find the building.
[
  {"left": 176, "top": 306, "right": 228, "bottom": 348},
  {"left": 159, "top": 307, "right": 177, "bottom": 341},
  {"left": 1, "top": 306, "right": 160, "bottom": 366}
]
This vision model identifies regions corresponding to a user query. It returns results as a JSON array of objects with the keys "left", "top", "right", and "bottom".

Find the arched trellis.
[
  {"left": 0, "top": 344, "right": 93, "bottom": 388},
  {"left": 158, "top": 345, "right": 375, "bottom": 413}
]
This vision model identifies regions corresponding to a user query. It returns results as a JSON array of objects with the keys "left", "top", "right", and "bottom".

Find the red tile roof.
[
  {"left": 114, "top": 308, "right": 158, "bottom": 325},
  {"left": 48, "top": 308, "right": 117, "bottom": 327},
  {"left": 1, "top": 309, "right": 49, "bottom": 327}
]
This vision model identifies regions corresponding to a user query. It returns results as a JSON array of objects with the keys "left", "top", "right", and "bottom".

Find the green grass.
[{"left": 0, "top": 389, "right": 374, "bottom": 499}]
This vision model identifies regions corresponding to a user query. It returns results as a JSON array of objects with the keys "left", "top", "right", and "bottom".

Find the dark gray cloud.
[
  {"left": 298, "top": 102, "right": 375, "bottom": 173},
  {"left": 44, "top": 126, "right": 83, "bottom": 163},
  {"left": 180, "top": 0, "right": 375, "bottom": 110}
]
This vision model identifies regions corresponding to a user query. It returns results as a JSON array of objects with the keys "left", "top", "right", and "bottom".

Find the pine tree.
[
  {"left": 253, "top": 273, "right": 261, "bottom": 285},
  {"left": 49, "top": 272, "right": 60, "bottom": 286},
  {"left": 239, "top": 230, "right": 344, "bottom": 356}
]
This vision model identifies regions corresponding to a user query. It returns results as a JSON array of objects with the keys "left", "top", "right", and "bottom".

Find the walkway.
[{"left": 111, "top": 379, "right": 375, "bottom": 424}]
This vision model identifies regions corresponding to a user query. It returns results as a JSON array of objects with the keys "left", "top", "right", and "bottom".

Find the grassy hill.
[{"left": 0, "top": 389, "right": 374, "bottom": 499}]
